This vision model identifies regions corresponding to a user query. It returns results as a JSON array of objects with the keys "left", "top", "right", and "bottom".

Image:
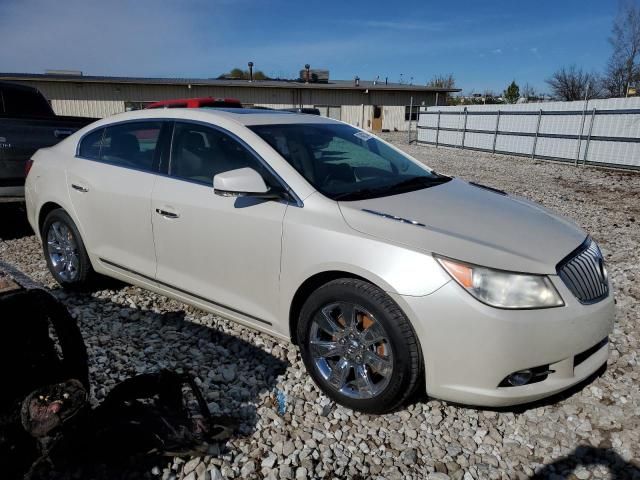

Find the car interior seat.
[
  {"left": 287, "top": 138, "right": 316, "bottom": 183},
  {"left": 105, "top": 132, "right": 140, "bottom": 167},
  {"left": 174, "top": 131, "right": 207, "bottom": 182}
]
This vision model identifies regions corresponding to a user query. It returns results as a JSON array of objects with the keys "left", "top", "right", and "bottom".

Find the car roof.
[{"left": 96, "top": 107, "right": 341, "bottom": 127}]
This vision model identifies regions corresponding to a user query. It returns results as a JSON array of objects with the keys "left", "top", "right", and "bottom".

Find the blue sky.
[{"left": 0, "top": 0, "right": 617, "bottom": 94}]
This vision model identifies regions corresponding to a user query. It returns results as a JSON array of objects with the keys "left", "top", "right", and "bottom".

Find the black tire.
[
  {"left": 297, "top": 278, "right": 423, "bottom": 414},
  {"left": 41, "top": 209, "right": 94, "bottom": 289}
]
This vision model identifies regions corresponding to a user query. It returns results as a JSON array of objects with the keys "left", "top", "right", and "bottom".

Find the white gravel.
[{"left": 1, "top": 134, "right": 639, "bottom": 479}]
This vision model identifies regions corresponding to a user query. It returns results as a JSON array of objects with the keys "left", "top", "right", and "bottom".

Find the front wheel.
[
  {"left": 42, "top": 209, "right": 93, "bottom": 289},
  {"left": 297, "top": 278, "right": 423, "bottom": 413}
]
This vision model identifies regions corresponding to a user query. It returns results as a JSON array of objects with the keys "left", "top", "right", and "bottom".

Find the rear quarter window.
[
  {"left": 100, "top": 122, "right": 162, "bottom": 171},
  {"left": 77, "top": 128, "right": 105, "bottom": 160}
]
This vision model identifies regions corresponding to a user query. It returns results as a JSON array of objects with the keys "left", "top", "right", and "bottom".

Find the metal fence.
[{"left": 416, "top": 98, "right": 640, "bottom": 170}]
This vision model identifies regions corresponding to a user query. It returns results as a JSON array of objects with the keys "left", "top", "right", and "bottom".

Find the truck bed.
[{"left": 0, "top": 115, "right": 96, "bottom": 198}]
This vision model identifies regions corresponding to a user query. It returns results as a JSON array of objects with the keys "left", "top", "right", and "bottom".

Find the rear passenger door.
[
  {"left": 151, "top": 121, "right": 287, "bottom": 328},
  {"left": 67, "top": 121, "right": 166, "bottom": 278}
]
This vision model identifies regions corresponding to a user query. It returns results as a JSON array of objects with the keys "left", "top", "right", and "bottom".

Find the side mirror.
[{"left": 213, "top": 167, "right": 280, "bottom": 199}]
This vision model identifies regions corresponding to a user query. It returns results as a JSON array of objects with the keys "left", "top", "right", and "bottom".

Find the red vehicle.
[{"left": 145, "top": 97, "right": 242, "bottom": 109}]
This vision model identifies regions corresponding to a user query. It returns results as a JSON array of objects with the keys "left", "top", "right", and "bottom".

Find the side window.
[
  {"left": 77, "top": 128, "right": 105, "bottom": 160},
  {"left": 170, "top": 122, "right": 271, "bottom": 185},
  {"left": 100, "top": 122, "right": 162, "bottom": 171}
]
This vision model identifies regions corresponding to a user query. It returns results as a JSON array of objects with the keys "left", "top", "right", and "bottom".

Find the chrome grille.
[{"left": 557, "top": 239, "right": 608, "bottom": 304}]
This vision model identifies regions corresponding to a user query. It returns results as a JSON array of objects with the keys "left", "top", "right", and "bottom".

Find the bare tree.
[
  {"left": 546, "top": 65, "right": 602, "bottom": 101},
  {"left": 427, "top": 74, "right": 455, "bottom": 89},
  {"left": 604, "top": 58, "right": 628, "bottom": 97},
  {"left": 605, "top": 0, "right": 640, "bottom": 97},
  {"left": 521, "top": 83, "right": 536, "bottom": 101}
]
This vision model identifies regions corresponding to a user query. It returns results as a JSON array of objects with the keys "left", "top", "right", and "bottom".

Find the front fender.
[{"left": 278, "top": 197, "right": 449, "bottom": 337}]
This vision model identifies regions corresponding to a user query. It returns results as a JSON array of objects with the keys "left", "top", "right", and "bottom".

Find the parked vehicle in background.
[
  {"left": 0, "top": 82, "right": 96, "bottom": 200},
  {"left": 145, "top": 97, "right": 242, "bottom": 109},
  {"left": 25, "top": 108, "right": 614, "bottom": 413},
  {"left": 280, "top": 107, "right": 321, "bottom": 115}
]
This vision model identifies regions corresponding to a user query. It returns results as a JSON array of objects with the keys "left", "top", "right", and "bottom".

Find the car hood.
[{"left": 338, "top": 178, "right": 587, "bottom": 274}]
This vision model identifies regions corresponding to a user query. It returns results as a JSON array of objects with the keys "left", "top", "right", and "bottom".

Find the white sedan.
[{"left": 25, "top": 108, "right": 613, "bottom": 413}]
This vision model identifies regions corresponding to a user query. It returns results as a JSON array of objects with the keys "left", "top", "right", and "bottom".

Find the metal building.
[{"left": 0, "top": 72, "right": 458, "bottom": 132}]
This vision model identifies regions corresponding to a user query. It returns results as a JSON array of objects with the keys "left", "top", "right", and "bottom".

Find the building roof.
[{"left": 0, "top": 72, "right": 460, "bottom": 93}]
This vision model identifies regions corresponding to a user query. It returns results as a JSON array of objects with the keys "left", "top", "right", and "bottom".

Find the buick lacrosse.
[{"left": 25, "top": 108, "right": 613, "bottom": 413}]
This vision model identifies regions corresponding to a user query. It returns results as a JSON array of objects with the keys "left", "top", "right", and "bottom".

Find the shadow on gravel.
[
  {"left": 530, "top": 446, "right": 640, "bottom": 479},
  {"left": 1, "top": 279, "right": 288, "bottom": 479},
  {"left": 0, "top": 202, "right": 32, "bottom": 240},
  {"left": 53, "top": 290, "right": 290, "bottom": 478}
]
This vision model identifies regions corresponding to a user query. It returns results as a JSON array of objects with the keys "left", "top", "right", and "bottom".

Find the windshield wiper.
[
  {"left": 333, "top": 176, "right": 448, "bottom": 201},
  {"left": 333, "top": 175, "right": 450, "bottom": 201},
  {"left": 333, "top": 187, "right": 384, "bottom": 201}
]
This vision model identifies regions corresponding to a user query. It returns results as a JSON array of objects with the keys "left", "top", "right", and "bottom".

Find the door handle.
[
  {"left": 71, "top": 183, "right": 89, "bottom": 193},
  {"left": 54, "top": 129, "right": 74, "bottom": 139},
  {"left": 155, "top": 208, "right": 179, "bottom": 219}
]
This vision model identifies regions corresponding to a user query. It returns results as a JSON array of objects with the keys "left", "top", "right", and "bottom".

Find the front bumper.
[{"left": 392, "top": 276, "right": 614, "bottom": 407}]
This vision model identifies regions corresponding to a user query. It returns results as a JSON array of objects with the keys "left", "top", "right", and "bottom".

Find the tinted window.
[
  {"left": 170, "top": 122, "right": 271, "bottom": 185},
  {"left": 78, "top": 128, "right": 105, "bottom": 160},
  {"left": 1, "top": 85, "right": 54, "bottom": 117},
  {"left": 250, "top": 123, "right": 449, "bottom": 200},
  {"left": 100, "top": 122, "right": 162, "bottom": 171}
]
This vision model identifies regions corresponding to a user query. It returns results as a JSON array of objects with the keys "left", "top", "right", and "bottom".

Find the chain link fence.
[{"left": 416, "top": 98, "right": 640, "bottom": 170}]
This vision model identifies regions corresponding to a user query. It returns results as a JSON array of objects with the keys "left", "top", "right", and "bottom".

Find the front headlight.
[{"left": 436, "top": 256, "right": 564, "bottom": 309}]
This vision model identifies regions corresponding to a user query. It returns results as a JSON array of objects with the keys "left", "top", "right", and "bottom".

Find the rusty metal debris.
[
  {"left": 0, "top": 274, "right": 20, "bottom": 294},
  {"left": 0, "top": 263, "right": 234, "bottom": 479}
]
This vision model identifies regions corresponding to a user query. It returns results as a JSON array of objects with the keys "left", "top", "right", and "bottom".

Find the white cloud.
[{"left": 492, "top": 48, "right": 503, "bottom": 54}]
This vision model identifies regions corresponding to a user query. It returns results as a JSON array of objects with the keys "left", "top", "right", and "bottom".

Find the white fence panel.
[
  {"left": 496, "top": 134, "right": 534, "bottom": 155},
  {"left": 416, "top": 98, "right": 640, "bottom": 169},
  {"left": 465, "top": 131, "right": 494, "bottom": 150}
]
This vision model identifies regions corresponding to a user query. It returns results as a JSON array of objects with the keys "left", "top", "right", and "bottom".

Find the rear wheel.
[
  {"left": 297, "top": 278, "right": 423, "bottom": 413},
  {"left": 42, "top": 209, "right": 93, "bottom": 289}
]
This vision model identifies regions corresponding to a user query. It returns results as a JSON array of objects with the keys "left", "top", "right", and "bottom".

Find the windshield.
[{"left": 250, "top": 123, "right": 449, "bottom": 200}]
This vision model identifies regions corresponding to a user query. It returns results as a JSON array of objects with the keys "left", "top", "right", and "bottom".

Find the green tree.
[
  {"left": 218, "top": 68, "right": 270, "bottom": 80},
  {"left": 503, "top": 81, "right": 520, "bottom": 103}
]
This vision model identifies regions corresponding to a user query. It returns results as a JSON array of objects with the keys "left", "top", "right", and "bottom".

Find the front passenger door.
[{"left": 151, "top": 122, "right": 288, "bottom": 328}]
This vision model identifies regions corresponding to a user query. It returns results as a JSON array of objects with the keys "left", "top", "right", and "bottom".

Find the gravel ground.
[{"left": 1, "top": 134, "right": 639, "bottom": 480}]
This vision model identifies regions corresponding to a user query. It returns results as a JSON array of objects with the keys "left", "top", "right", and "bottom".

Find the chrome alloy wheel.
[
  {"left": 46, "top": 221, "right": 80, "bottom": 282},
  {"left": 309, "top": 302, "right": 394, "bottom": 399}
]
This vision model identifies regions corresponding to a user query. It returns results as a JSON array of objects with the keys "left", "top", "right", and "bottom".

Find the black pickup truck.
[{"left": 0, "top": 82, "right": 96, "bottom": 201}]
